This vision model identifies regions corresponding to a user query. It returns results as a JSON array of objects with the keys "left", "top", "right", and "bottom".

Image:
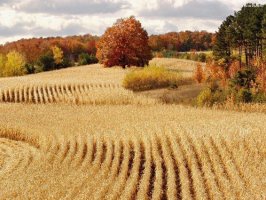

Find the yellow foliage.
[
  {"left": 123, "top": 65, "right": 188, "bottom": 91},
  {"left": 2, "top": 51, "right": 26, "bottom": 77},
  {"left": 0, "top": 54, "right": 7, "bottom": 76},
  {"left": 51, "top": 46, "right": 63, "bottom": 65}
]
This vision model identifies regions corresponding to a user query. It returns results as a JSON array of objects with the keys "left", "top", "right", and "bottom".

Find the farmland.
[{"left": 0, "top": 58, "right": 265, "bottom": 199}]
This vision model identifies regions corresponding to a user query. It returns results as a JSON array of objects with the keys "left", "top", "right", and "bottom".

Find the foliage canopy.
[{"left": 96, "top": 16, "right": 152, "bottom": 67}]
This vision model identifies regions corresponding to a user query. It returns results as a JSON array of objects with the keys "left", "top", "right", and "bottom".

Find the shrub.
[
  {"left": 0, "top": 54, "right": 7, "bottom": 76},
  {"left": 78, "top": 53, "right": 89, "bottom": 65},
  {"left": 197, "top": 88, "right": 212, "bottom": 106},
  {"left": 207, "top": 79, "right": 220, "bottom": 92},
  {"left": 51, "top": 46, "right": 63, "bottom": 66},
  {"left": 252, "top": 92, "right": 266, "bottom": 103},
  {"left": 193, "top": 63, "right": 205, "bottom": 83},
  {"left": 162, "top": 50, "right": 177, "bottom": 58},
  {"left": 3, "top": 51, "right": 26, "bottom": 76},
  {"left": 228, "top": 61, "right": 241, "bottom": 78},
  {"left": 197, "top": 87, "right": 227, "bottom": 107},
  {"left": 38, "top": 52, "right": 55, "bottom": 71},
  {"left": 198, "top": 53, "right": 207, "bottom": 62},
  {"left": 253, "top": 58, "right": 266, "bottom": 92},
  {"left": 25, "top": 63, "right": 35, "bottom": 74},
  {"left": 96, "top": 16, "right": 152, "bottom": 67},
  {"left": 123, "top": 65, "right": 184, "bottom": 91},
  {"left": 61, "top": 57, "right": 73, "bottom": 68},
  {"left": 230, "top": 69, "right": 256, "bottom": 89},
  {"left": 78, "top": 53, "right": 98, "bottom": 66},
  {"left": 236, "top": 88, "right": 252, "bottom": 103}
]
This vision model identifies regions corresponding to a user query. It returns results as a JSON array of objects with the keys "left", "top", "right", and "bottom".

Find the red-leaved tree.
[{"left": 96, "top": 16, "right": 152, "bottom": 68}]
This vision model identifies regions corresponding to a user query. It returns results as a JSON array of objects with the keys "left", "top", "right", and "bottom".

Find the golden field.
[{"left": 0, "top": 58, "right": 265, "bottom": 199}]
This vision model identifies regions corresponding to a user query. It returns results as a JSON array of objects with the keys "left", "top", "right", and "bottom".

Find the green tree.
[
  {"left": 235, "top": 4, "right": 264, "bottom": 64},
  {"left": 78, "top": 53, "right": 98, "bottom": 65},
  {"left": 262, "top": 7, "right": 266, "bottom": 59},
  {"left": 213, "top": 15, "right": 235, "bottom": 62},
  {"left": 38, "top": 52, "right": 55, "bottom": 72},
  {"left": 3, "top": 51, "right": 26, "bottom": 76},
  {"left": 230, "top": 69, "right": 256, "bottom": 89},
  {"left": 214, "top": 3, "right": 266, "bottom": 66}
]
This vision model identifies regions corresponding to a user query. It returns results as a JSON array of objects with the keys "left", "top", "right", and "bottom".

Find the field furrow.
[
  {"left": 105, "top": 141, "right": 130, "bottom": 200},
  {"left": 167, "top": 134, "right": 192, "bottom": 200},
  {"left": 0, "top": 96, "right": 264, "bottom": 199},
  {"left": 178, "top": 134, "right": 209, "bottom": 199}
]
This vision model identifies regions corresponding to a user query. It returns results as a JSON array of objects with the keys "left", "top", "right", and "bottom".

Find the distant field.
[
  {"left": 0, "top": 64, "right": 126, "bottom": 89},
  {"left": 0, "top": 58, "right": 265, "bottom": 199},
  {"left": 0, "top": 58, "right": 200, "bottom": 105},
  {"left": 150, "top": 58, "right": 203, "bottom": 77},
  {"left": 0, "top": 64, "right": 156, "bottom": 105}
]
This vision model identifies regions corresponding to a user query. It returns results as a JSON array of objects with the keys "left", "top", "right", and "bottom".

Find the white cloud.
[
  {"left": 0, "top": 0, "right": 264, "bottom": 44},
  {"left": 139, "top": 0, "right": 233, "bottom": 20},
  {"left": 15, "top": 0, "right": 130, "bottom": 15}
]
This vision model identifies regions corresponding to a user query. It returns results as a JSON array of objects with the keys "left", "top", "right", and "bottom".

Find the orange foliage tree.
[
  {"left": 96, "top": 16, "right": 152, "bottom": 68},
  {"left": 228, "top": 61, "right": 241, "bottom": 78},
  {"left": 253, "top": 58, "right": 266, "bottom": 92},
  {"left": 194, "top": 63, "right": 205, "bottom": 83},
  {"left": 149, "top": 31, "right": 215, "bottom": 52},
  {"left": 0, "top": 34, "right": 98, "bottom": 64}
]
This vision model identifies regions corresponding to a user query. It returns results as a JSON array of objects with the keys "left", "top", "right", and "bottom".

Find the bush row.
[
  {"left": 154, "top": 50, "right": 212, "bottom": 63},
  {"left": 123, "top": 65, "right": 191, "bottom": 91},
  {"left": 195, "top": 60, "right": 266, "bottom": 107}
]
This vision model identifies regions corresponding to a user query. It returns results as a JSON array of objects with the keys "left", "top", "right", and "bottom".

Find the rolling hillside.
[{"left": 0, "top": 59, "right": 265, "bottom": 199}]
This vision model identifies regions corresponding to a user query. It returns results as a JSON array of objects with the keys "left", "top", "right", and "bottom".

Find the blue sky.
[{"left": 0, "top": 0, "right": 264, "bottom": 44}]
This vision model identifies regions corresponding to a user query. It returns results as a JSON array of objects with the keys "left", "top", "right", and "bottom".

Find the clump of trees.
[
  {"left": 149, "top": 31, "right": 215, "bottom": 62},
  {"left": 197, "top": 58, "right": 266, "bottom": 106},
  {"left": 196, "top": 3, "right": 266, "bottom": 107},
  {"left": 149, "top": 31, "right": 215, "bottom": 53},
  {"left": 96, "top": 16, "right": 152, "bottom": 68},
  {"left": 214, "top": 3, "right": 266, "bottom": 66},
  {"left": 0, "top": 51, "right": 26, "bottom": 77},
  {"left": 78, "top": 53, "right": 98, "bottom": 66},
  {"left": 0, "top": 34, "right": 99, "bottom": 76}
]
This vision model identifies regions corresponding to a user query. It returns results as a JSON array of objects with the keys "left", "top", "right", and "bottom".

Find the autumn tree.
[
  {"left": 3, "top": 51, "right": 26, "bottom": 76},
  {"left": 149, "top": 31, "right": 215, "bottom": 53},
  {"left": 96, "top": 16, "right": 152, "bottom": 68},
  {"left": 0, "top": 34, "right": 99, "bottom": 65},
  {"left": 51, "top": 46, "right": 63, "bottom": 65},
  {"left": 0, "top": 54, "right": 6, "bottom": 76},
  {"left": 194, "top": 63, "right": 205, "bottom": 83}
]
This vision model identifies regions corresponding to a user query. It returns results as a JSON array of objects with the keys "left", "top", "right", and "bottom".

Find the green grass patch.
[{"left": 123, "top": 65, "right": 190, "bottom": 91}]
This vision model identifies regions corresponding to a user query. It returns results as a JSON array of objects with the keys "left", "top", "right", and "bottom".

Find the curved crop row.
[
  {"left": 0, "top": 128, "right": 262, "bottom": 199},
  {"left": 0, "top": 83, "right": 157, "bottom": 105}
]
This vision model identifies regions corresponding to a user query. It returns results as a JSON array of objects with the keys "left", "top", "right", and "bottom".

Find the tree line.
[
  {"left": 0, "top": 23, "right": 215, "bottom": 76},
  {"left": 0, "top": 34, "right": 98, "bottom": 75},
  {"left": 149, "top": 31, "right": 215, "bottom": 52}
]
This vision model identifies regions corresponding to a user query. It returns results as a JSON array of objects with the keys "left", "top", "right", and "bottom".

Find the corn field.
[
  {"left": 0, "top": 60, "right": 265, "bottom": 199},
  {"left": 0, "top": 103, "right": 265, "bottom": 199},
  {"left": 0, "top": 83, "right": 157, "bottom": 105}
]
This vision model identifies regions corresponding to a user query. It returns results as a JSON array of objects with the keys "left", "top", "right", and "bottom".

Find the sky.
[{"left": 0, "top": 0, "right": 265, "bottom": 44}]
